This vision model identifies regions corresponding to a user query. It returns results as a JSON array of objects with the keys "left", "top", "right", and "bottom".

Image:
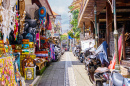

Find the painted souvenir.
[
  {"left": 22, "top": 39, "right": 29, "bottom": 44},
  {"left": 22, "top": 44, "right": 29, "bottom": 49},
  {"left": 29, "top": 48, "right": 35, "bottom": 54},
  {"left": 22, "top": 49, "right": 29, "bottom": 54},
  {"left": 14, "top": 50, "right": 22, "bottom": 54},
  {"left": 25, "top": 67, "right": 34, "bottom": 80},
  {"left": 15, "top": 44, "right": 22, "bottom": 50},
  {"left": 4, "top": 45, "right": 9, "bottom": 54},
  {"left": 29, "top": 42, "right": 34, "bottom": 48}
]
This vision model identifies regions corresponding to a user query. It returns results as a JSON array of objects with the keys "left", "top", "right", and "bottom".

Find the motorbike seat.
[
  {"left": 95, "top": 67, "right": 109, "bottom": 73},
  {"left": 89, "top": 55, "right": 96, "bottom": 59},
  {"left": 112, "top": 72, "right": 124, "bottom": 86}
]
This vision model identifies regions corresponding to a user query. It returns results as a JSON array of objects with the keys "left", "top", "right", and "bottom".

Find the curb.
[{"left": 30, "top": 76, "right": 40, "bottom": 86}]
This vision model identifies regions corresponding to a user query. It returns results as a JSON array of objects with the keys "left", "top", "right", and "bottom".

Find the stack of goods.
[
  {"left": 20, "top": 39, "right": 36, "bottom": 80},
  {"left": 22, "top": 39, "right": 29, "bottom": 55}
]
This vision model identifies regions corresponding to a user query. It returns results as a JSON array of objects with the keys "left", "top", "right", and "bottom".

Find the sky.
[{"left": 48, "top": 0, "right": 73, "bottom": 34}]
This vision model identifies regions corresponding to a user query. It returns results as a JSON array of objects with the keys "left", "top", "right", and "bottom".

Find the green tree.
[
  {"left": 60, "top": 35, "right": 67, "bottom": 41},
  {"left": 68, "top": 6, "right": 81, "bottom": 39}
]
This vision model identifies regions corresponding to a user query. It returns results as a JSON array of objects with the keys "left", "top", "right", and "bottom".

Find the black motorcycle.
[{"left": 86, "top": 54, "right": 102, "bottom": 83}]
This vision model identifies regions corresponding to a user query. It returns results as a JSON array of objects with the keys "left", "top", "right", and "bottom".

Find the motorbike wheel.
[
  {"left": 81, "top": 60, "right": 83, "bottom": 63},
  {"left": 85, "top": 64, "right": 88, "bottom": 70},
  {"left": 88, "top": 72, "right": 94, "bottom": 84},
  {"left": 96, "top": 81, "right": 102, "bottom": 86}
]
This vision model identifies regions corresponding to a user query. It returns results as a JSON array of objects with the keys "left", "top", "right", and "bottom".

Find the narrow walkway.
[{"left": 37, "top": 52, "right": 92, "bottom": 86}]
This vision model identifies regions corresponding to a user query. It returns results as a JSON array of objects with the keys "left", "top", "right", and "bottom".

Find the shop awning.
[{"left": 78, "top": 0, "right": 106, "bottom": 28}]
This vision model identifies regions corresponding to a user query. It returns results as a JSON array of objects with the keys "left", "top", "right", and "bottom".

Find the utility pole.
[
  {"left": 67, "top": 29, "right": 68, "bottom": 50},
  {"left": 94, "top": 2, "right": 98, "bottom": 49}
]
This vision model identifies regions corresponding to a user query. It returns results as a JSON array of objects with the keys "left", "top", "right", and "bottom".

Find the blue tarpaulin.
[
  {"left": 95, "top": 41, "right": 109, "bottom": 67},
  {"left": 68, "top": 36, "right": 73, "bottom": 39}
]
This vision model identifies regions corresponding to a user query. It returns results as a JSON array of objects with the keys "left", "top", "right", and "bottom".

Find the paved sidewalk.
[
  {"left": 37, "top": 54, "right": 65, "bottom": 86},
  {"left": 37, "top": 52, "right": 92, "bottom": 86},
  {"left": 70, "top": 52, "right": 92, "bottom": 86}
]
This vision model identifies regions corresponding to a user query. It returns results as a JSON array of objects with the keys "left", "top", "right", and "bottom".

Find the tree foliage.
[
  {"left": 68, "top": 6, "right": 80, "bottom": 39},
  {"left": 60, "top": 35, "right": 67, "bottom": 41}
]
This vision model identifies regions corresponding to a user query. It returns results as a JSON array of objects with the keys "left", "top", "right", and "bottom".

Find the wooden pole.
[{"left": 106, "top": 1, "right": 112, "bottom": 57}]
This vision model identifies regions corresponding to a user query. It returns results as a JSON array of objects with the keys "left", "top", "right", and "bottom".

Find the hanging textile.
[
  {"left": 108, "top": 35, "right": 123, "bottom": 69},
  {"left": 47, "top": 17, "right": 52, "bottom": 30}
]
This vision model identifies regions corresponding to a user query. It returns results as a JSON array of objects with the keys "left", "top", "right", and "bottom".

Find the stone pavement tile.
[
  {"left": 58, "top": 81, "right": 64, "bottom": 85},
  {"left": 38, "top": 82, "right": 45, "bottom": 86},
  {"left": 44, "top": 83, "right": 51, "bottom": 86},
  {"left": 51, "top": 80, "right": 58, "bottom": 85},
  {"left": 51, "top": 81, "right": 58, "bottom": 86},
  {"left": 46, "top": 80, "right": 52, "bottom": 84},
  {"left": 58, "top": 85, "right": 64, "bottom": 86},
  {"left": 50, "top": 84, "right": 58, "bottom": 86}
]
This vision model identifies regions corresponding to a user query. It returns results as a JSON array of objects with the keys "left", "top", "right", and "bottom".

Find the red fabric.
[
  {"left": 47, "top": 17, "right": 52, "bottom": 30},
  {"left": 108, "top": 35, "right": 122, "bottom": 69}
]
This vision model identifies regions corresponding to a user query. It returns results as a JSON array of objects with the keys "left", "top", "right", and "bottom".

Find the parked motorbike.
[
  {"left": 86, "top": 53, "right": 102, "bottom": 83},
  {"left": 109, "top": 71, "right": 130, "bottom": 86},
  {"left": 85, "top": 41, "right": 109, "bottom": 84},
  {"left": 76, "top": 48, "right": 80, "bottom": 59},
  {"left": 79, "top": 51, "right": 84, "bottom": 63},
  {"left": 94, "top": 67, "right": 111, "bottom": 86}
]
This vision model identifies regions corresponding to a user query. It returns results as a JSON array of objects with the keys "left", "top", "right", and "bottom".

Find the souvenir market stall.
[
  {"left": 0, "top": 0, "right": 26, "bottom": 85},
  {"left": 35, "top": 6, "right": 50, "bottom": 75}
]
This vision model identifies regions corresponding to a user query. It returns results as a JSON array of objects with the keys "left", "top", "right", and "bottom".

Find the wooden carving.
[
  {"left": 0, "top": 0, "right": 2, "bottom": 6},
  {"left": 19, "top": 0, "right": 25, "bottom": 18},
  {"left": 3, "top": 0, "right": 10, "bottom": 9},
  {"left": 19, "top": 0, "right": 25, "bottom": 34}
]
